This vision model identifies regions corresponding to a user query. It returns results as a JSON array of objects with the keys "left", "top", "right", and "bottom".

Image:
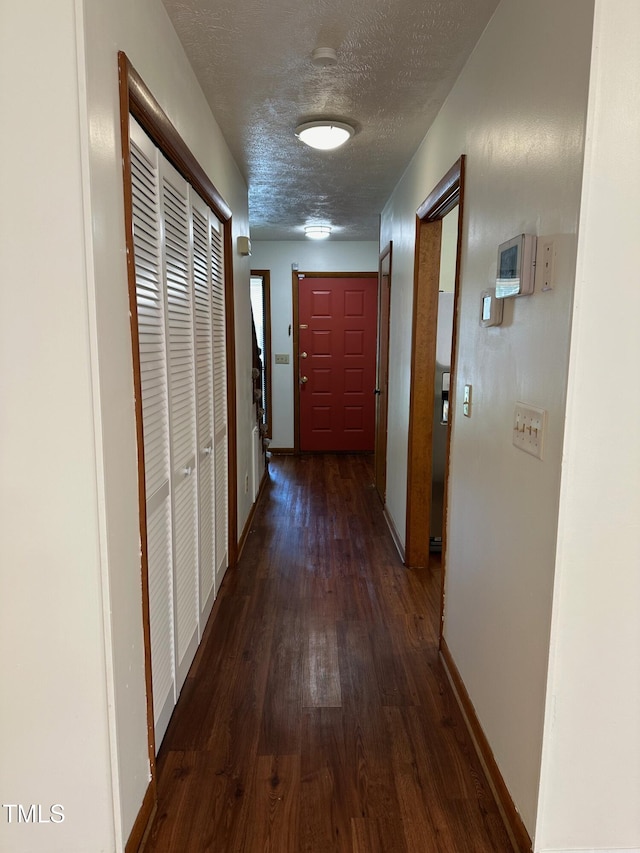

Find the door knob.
[
  {"left": 300, "top": 375, "right": 308, "bottom": 384},
  {"left": 300, "top": 351, "right": 308, "bottom": 359}
]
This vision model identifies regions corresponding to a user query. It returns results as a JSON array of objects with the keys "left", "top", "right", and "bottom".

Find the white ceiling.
[{"left": 162, "top": 0, "right": 499, "bottom": 241}]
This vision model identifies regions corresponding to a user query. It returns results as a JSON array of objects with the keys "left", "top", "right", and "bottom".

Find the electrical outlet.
[
  {"left": 274, "top": 353, "right": 289, "bottom": 364},
  {"left": 513, "top": 403, "right": 546, "bottom": 459}
]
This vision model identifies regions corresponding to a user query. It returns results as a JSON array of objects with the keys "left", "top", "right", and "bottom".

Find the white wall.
[
  {"left": 0, "top": 4, "right": 116, "bottom": 851},
  {"left": 0, "top": 1, "right": 252, "bottom": 850},
  {"left": 535, "top": 1, "right": 640, "bottom": 849},
  {"left": 380, "top": 0, "right": 594, "bottom": 836},
  {"left": 249, "top": 241, "right": 379, "bottom": 448},
  {"left": 438, "top": 207, "right": 459, "bottom": 292},
  {"left": 81, "top": 0, "right": 253, "bottom": 842}
]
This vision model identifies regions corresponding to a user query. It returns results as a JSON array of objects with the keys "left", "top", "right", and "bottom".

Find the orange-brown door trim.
[
  {"left": 405, "top": 156, "right": 465, "bottom": 581},
  {"left": 374, "top": 243, "right": 392, "bottom": 504}
]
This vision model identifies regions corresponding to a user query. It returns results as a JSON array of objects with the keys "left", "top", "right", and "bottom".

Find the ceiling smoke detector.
[
  {"left": 295, "top": 120, "right": 355, "bottom": 151},
  {"left": 311, "top": 47, "right": 338, "bottom": 67}
]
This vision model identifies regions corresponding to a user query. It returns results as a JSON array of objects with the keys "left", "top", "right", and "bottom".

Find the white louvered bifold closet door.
[
  {"left": 210, "top": 214, "right": 228, "bottom": 591},
  {"left": 191, "top": 191, "right": 216, "bottom": 625},
  {"left": 129, "top": 119, "right": 176, "bottom": 747},
  {"left": 129, "top": 118, "right": 230, "bottom": 752},
  {"left": 160, "top": 157, "right": 199, "bottom": 691}
]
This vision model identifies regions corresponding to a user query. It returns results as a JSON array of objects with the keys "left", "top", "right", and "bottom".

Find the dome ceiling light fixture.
[
  {"left": 311, "top": 47, "right": 338, "bottom": 67},
  {"left": 304, "top": 225, "right": 332, "bottom": 240},
  {"left": 295, "top": 120, "right": 355, "bottom": 151}
]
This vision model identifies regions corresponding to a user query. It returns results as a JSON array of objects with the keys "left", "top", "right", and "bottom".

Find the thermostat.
[
  {"left": 496, "top": 234, "right": 536, "bottom": 298},
  {"left": 480, "top": 287, "right": 503, "bottom": 327}
]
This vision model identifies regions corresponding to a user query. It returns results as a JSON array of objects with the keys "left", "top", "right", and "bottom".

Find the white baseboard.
[{"left": 540, "top": 848, "right": 640, "bottom": 853}]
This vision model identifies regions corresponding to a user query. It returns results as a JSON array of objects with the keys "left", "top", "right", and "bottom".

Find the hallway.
[{"left": 144, "top": 454, "right": 512, "bottom": 852}]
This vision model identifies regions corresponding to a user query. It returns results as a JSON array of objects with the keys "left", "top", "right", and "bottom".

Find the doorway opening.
[
  {"left": 405, "top": 156, "right": 465, "bottom": 604},
  {"left": 250, "top": 270, "right": 272, "bottom": 441},
  {"left": 374, "top": 243, "right": 392, "bottom": 505}
]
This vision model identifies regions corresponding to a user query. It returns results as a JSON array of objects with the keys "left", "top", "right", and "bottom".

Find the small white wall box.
[
  {"left": 495, "top": 234, "right": 537, "bottom": 298},
  {"left": 480, "top": 287, "right": 503, "bottom": 327},
  {"left": 237, "top": 235, "right": 252, "bottom": 256}
]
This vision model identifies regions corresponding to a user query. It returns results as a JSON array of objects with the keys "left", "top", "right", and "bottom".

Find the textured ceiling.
[{"left": 162, "top": 0, "right": 499, "bottom": 240}]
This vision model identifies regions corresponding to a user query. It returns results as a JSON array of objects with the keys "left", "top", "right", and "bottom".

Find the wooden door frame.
[
  {"left": 118, "top": 52, "right": 238, "bottom": 849},
  {"left": 292, "top": 270, "right": 378, "bottom": 453},
  {"left": 374, "top": 242, "right": 392, "bottom": 504},
  {"left": 405, "top": 157, "right": 465, "bottom": 587}
]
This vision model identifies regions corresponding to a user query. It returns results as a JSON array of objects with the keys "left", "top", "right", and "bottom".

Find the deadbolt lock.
[{"left": 300, "top": 351, "right": 308, "bottom": 359}]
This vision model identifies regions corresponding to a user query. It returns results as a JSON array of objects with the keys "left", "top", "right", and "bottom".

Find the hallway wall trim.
[
  {"left": 384, "top": 506, "right": 406, "bottom": 562},
  {"left": 237, "top": 466, "right": 269, "bottom": 561},
  {"left": 440, "top": 639, "right": 532, "bottom": 853},
  {"left": 124, "top": 781, "right": 155, "bottom": 853}
]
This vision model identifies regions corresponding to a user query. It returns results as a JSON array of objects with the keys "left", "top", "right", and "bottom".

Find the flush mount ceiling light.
[
  {"left": 304, "top": 225, "right": 332, "bottom": 240},
  {"left": 295, "top": 120, "right": 355, "bottom": 151},
  {"left": 311, "top": 47, "right": 338, "bottom": 67}
]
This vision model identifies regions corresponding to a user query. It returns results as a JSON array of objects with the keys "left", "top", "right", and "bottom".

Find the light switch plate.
[
  {"left": 513, "top": 403, "right": 546, "bottom": 459},
  {"left": 274, "top": 353, "right": 290, "bottom": 364}
]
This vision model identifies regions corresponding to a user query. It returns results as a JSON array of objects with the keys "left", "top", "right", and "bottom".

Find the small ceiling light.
[
  {"left": 311, "top": 47, "right": 338, "bottom": 67},
  {"left": 304, "top": 225, "right": 332, "bottom": 240},
  {"left": 295, "top": 120, "right": 355, "bottom": 151}
]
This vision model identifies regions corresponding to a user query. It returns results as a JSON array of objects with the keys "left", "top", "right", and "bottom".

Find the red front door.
[{"left": 298, "top": 275, "right": 378, "bottom": 452}]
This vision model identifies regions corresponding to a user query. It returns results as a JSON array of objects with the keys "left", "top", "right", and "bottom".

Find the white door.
[
  {"left": 129, "top": 118, "right": 229, "bottom": 749},
  {"left": 130, "top": 120, "right": 175, "bottom": 746},
  {"left": 191, "top": 192, "right": 216, "bottom": 626},
  {"left": 160, "top": 157, "right": 199, "bottom": 692},
  {"left": 210, "top": 214, "right": 228, "bottom": 592}
]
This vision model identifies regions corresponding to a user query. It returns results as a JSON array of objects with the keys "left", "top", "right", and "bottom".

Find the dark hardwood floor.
[{"left": 144, "top": 454, "right": 512, "bottom": 852}]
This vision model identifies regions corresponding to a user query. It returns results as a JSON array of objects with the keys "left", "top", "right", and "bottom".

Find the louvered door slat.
[
  {"left": 146, "top": 496, "right": 174, "bottom": 744},
  {"left": 130, "top": 119, "right": 175, "bottom": 750},
  {"left": 161, "top": 156, "right": 198, "bottom": 685},
  {"left": 173, "top": 472, "right": 198, "bottom": 678},
  {"left": 210, "top": 215, "right": 228, "bottom": 589},
  {"left": 191, "top": 194, "right": 215, "bottom": 617}
]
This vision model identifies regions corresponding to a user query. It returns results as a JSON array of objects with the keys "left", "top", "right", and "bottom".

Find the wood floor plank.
[
  {"left": 240, "top": 754, "right": 300, "bottom": 853},
  {"left": 143, "top": 454, "right": 514, "bottom": 853},
  {"left": 303, "top": 619, "right": 342, "bottom": 708},
  {"left": 299, "top": 707, "right": 357, "bottom": 853},
  {"left": 258, "top": 607, "right": 304, "bottom": 756},
  {"left": 350, "top": 817, "right": 408, "bottom": 853}
]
